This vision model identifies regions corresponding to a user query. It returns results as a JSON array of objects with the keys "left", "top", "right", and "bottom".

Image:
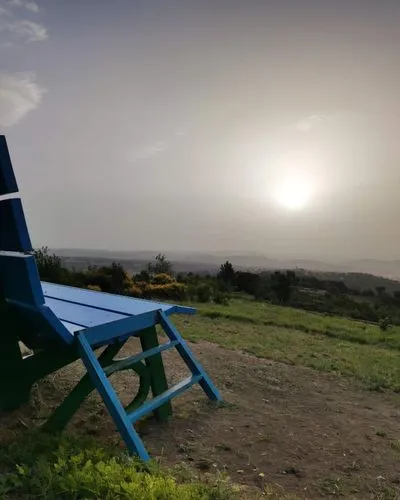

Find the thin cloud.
[
  {"left": 131, "top": 130, "right": 186, "bottom": 162},
  {"left": 0, "top": 72, "right": 46, "bottom": 127},
  {"left": 25, "top": 2, "right": 39, "bottom": 13},
  {"left": 7, "top": 0, "right": 39, "bottom": 12},
  {"left": 5, "top": 18, "right": 47, "bottom": 41},
  {"left": 296, "top": 114, "right": 328, "bottom": 132},
  {"left": 0, "top": 0, "right": 46, "bottom": 44},
  {"left": 132, "top": 141, "right": 168, "bottom": 161}
]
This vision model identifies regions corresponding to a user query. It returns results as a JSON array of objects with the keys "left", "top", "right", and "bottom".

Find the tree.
[
  {"left": 375, "top": 286, "right": 386, "bottom": 298},
  {"left": 270, "top": 270, "right": 297, "bottom": 304},
  {"left": 147, "top": 254, "right": 172, "bottom": 275},
  {"left": 217, "top": 261, "right": 236, "bottom": 289},
  {"left": 236, "top": 271, "right": 261, "bottom": 296},
  {"left": 34, "top": 246, "right": 67, "bottom": 284}
]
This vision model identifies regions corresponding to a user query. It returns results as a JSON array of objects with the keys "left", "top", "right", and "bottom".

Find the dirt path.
[{"left": 1, "top": 339, "right": 400, "bottom": 498}]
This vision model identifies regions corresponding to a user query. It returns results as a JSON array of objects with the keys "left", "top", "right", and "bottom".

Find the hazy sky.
[{"left": 1, "top": 0, "right": 400, "bottom": 260}]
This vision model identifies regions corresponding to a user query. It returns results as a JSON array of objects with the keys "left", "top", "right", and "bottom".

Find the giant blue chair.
[{"left": 0, "top": 135, "right": 221, "bottom": 461}]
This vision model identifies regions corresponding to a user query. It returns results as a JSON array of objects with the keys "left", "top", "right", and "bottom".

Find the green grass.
[
  {"left": 0, "top": 432, "right": 241, "bottom": 500},
  {"left": 175, "top": 299, "right": 400, "bottom": 392},
  {"left": 192, "top": 300, "right": 400, "bottom": 350}
]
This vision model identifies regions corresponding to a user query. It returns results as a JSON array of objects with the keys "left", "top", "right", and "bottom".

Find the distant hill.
[
  {"left": 53, "top": 248, "right": 400, "bottom": 291},
  {"left": 285, "top": 269, "right": 400, "bottom": 294}
]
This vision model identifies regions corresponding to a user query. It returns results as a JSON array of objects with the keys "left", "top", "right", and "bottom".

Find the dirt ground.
[{"left": 1, "top": 338, "right": 400, "bottom": 499}]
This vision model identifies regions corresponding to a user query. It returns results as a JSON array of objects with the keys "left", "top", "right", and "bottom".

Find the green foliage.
[
  {"left": 269, "top": 271, "right": 297, "bottom": 304},
  {"left": 379, "top": 316, "right": 392, "bottom": 332},
  {"left": 195, "top": 283, "right": 214, "bottom": 303},
  {"left": 141, "top": 282, "right": 187, "bottom": 301},
  {"left": 147, "top": 254, "right": 173, "bottom": 276},
  {"left": 152, "top": 273, "right": 175, "bottom": 285},
  {"left": 217, "top": 261, "right": 235, "bottom": 289},
  {"left": 175, "top": 298, "right": 400, "bottom": 392},
  {"left": 213, "top": 291, "right": 230, "bottom": 305},
  {"left": 34, "top": 247, "right": 69, "bottom": 284},
  {"left": 0, "top": 433, "right": 236, "bottom": 500}
]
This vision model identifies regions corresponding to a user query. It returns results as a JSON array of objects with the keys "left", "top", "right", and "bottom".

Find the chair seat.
[{"left": 41, "top": 282, "right": 195, "bottom": 335}]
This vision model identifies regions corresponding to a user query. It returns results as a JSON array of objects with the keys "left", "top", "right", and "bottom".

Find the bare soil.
[{"left": 1, "top": 338, "right": 400, "bottom": 499}]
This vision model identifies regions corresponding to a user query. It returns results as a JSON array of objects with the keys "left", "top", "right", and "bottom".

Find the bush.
[
  {"left": 128, "top": 285, "right": 143, "bottom": 298},
  {"left": 141, "top": 282, "right": 187, "bottom": 301},
  {"left": 0, "top": 433, "right": 236, "bottom": 500},
  {"left": 152, "top": 273, "right": 175, "bottom": 285},
  {"left": 195, "top": 283, "right": 213, "bottom": 303},
  {"left": 213, "top": 291, "right": 230, "bottom": 305},
  {"left": 379, "top": 317, "right": 392, "bottom": 332},
  {"left": 87, "top": 285, "right": 102, "bottom": 292}
]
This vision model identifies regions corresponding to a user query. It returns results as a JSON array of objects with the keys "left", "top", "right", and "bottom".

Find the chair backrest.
[{"left": 0, "top": 136, "right": 45, "bottom": 306}]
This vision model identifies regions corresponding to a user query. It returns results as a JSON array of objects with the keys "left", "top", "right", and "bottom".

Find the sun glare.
[{"left": 273, "top": 178, "right": 313, "bottom": 210}]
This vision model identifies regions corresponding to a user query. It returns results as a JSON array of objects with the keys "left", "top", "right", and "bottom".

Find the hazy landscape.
[
  {"left": 55, "top": 248, "right": 400, "bottom": 289},
  {"left": 2, "top": 0, "right": 400, "bottom": 498}
]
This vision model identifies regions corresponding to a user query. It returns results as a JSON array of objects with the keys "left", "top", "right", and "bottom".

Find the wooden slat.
[
  {"left": 61, "top": 320, "right": 84, "bottom": 334},
  {"left": 0, "top": 252, "right": 45, "bottom": 306},
  {"left": 0, "top": 136, "right": 18, "bottom": 196},
  {"left": 0, "top": 198, "right": 32, "bottom": 251},
  {"left": 104, "top": 340, "right": 179, "bottom": 375},
  {"left": 44, "top": 297, "right": 130, "bottom": 329},
  {"left": 41, "top": 281, "right": 185, "bottom": 316},
  {"left": 82, "top": 310, "right": 159, "bottom": 347},
  {"left": 128, "top": 375, "right": 202, "bottom": 423}
]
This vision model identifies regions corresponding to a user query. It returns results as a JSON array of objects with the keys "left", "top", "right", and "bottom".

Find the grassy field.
[
  {"left": 2, "top": 297, "right": 400, "bottom": 499},
  {"left": 174, "top": 298, "right": 400, "bottom": 392}
]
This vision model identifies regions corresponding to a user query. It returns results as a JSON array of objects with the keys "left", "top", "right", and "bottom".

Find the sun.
[{"left": 273, "top": 178, "right": 313, "bottom": 210}]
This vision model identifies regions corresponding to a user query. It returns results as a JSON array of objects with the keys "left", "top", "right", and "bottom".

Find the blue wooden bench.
[{"left": 0, "top": 135, "right": 221, "bottom": 461}]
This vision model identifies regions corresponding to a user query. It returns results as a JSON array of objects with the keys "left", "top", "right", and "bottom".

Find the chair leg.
[
  {"left": 139, "top": 326, "right": 172, "bottom": 421},
  {"left": 0, "top": 332, "right": 30, "bottom": 410},
  {"left": 76, "top": 333, "right": 151, "bottom": 461},
  {"left": 42, "top": 341, "right": 125, "bottom": 433},
  {"left": 159, "top": 311, "right": 222, "bottom": 401}
]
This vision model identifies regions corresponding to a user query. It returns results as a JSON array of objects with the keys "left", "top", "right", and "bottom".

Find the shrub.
[
  {"left": 87, "top": 285, "right": 102, "bottom": 292},
  {"left": 379, "top": 317, "right": 392, "bottom": 331},
  {"left": 152, "top": 273, "right": 175, "bottom": 285},
  {"left": 0, "top": 433, "right": 236, "bottom": 499},
  {"left": 141, "top": 282, "right": 187, "bottom": 301},
  {"left": 196, "top": 283, "right": 213, "bottom": 303},
  {"left": 213, "top": 291, "right": 230, "bottom": 305},
  {"left": 128, "top": 285, "right": 143, "bottom": 298}
]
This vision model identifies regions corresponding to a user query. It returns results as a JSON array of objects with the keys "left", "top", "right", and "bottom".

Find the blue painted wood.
[
  {"left": 6, "top": 300, "right": 75, "bottom": 346},
  {"left": 61, "top": 320, "right": 85, "bottom": 334},
  {"left": 0, "top": 198, "right": 32, "bottom": 251},
  {"left": 159, "top": 311, "right": 222, "bottom": 401},
  {"left": 128, "top": 375, "right": 202, "bottom": 424},
  {"left": 103, "top": 340, "right": 179, "bottom": 375},
  {"left": 0, "top": 136, "right": 18, "bottom": 196},
  {"left": 42, "top": 282, "right": 196, "bottom": 316},
  {"left": 0, "top": 253, "right": 45, "bottom": 306},
  {"left": 38, "top": 304, "right": 76, "bottom": 345},
  {"left": 82, "top": 310, "right": 159, "bottom": 347},
  {"left": 77, "top": 332, "right": 151, "bottom": 460},
  {"left": 45, "top": 297, "right": 130, "bottom": 328}
]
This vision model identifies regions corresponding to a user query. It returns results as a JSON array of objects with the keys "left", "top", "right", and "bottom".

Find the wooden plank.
[
  {"left": 77, "top": 333, "right": 151, "bottom": 460},
  {"left": 82, "top": 310, "right": 159, "bottom": 347},
  {"left": 44, "top": 297, "right": 130, "bottom": 328},
  {"left": 41, "top": 281, "right": 193, "bottom": 316},
  {"left": 0, "top": 136, "right": 18, "bottom": 196},
  {"left": 61, "top": 320, "right": 84, "bottom": 334},
  {"left": 103, "top": 340, "right": 179, "bottom": 375},
  {"left": 0, "top": 253, "right": 45, "bottom": 306},
  {"left": 128, "top": 375, "right": 202, "bottom": 424},
  {"left": 139, "top": 327, "right": 172, "bottom": 421},
  {"left": 159, "top": 311, "right": 222, "bottom": 401},
  {"left": 0, "top": 198, "right": 32, "bottom": 251}
]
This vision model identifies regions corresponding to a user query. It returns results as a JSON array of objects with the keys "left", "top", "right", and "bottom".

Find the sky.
[{"left": 1, "top": 0, "right": 400, "bottom": 261}]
